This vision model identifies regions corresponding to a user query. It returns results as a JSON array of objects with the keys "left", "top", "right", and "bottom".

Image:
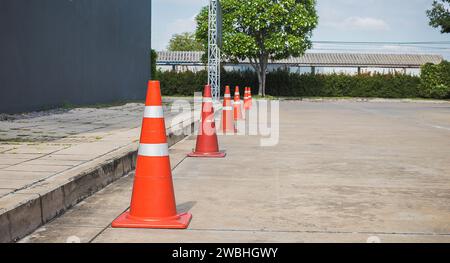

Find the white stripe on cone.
[
  {"left": 203, "top": 98, "right": 213, "bottom": 103},
  {"left": 138, "top": 143, "right": 169, "bottom": 157},
  {"left": 143, "top": 106, "right": 164, "bottom": 119},
  {"left": 223, "top": 106, "right": 233, "bottom": 110}
]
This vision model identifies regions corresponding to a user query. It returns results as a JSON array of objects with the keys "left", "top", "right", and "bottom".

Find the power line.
[
  {"left": 312, "top": 45, "right": 450, "bottom": 51},
  {"left": 310, "top": 48, "right": 450, "bottom": 53},
  {"left": 312, "top": 41, "right": 450, "bottom": 45}
]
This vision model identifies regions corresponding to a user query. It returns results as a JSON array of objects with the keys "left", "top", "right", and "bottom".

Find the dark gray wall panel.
[{"left": 0, "top": 0, "right": 151, "bottom": 113}]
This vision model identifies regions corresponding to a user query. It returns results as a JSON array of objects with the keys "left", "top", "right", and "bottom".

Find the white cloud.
[
  {"left": 324, "top": 16, "right": 390, "bottom": 31},
  {"left": 380, "top": 45, "right": 424, "bottom": 53},
  {"left": 343, "top": 17, "right": 390, "bottom": 31}
]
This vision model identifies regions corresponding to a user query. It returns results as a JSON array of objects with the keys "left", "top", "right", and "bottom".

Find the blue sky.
[{"left": 152, "top": 0, "right": 450, "bottom": 58}]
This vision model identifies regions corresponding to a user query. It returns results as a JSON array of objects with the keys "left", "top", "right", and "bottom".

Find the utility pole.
[{"left": 208, "top": 0, "right": 221, "bottom": 101}]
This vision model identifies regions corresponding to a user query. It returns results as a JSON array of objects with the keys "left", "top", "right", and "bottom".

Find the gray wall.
[{"left": 0, "top": 0, "right": 151, "bottom": 113}]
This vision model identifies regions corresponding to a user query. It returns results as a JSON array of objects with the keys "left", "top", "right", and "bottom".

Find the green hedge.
[
  {"left": 157, "top": 70, "right": 208, "bottom": 95},
  {"left": 420, "top": 61, "right": 450, "bottom": 99},
  {"left": 265, "top": 72, "right": 422, "bottom": 98},
  {"left": 155, "top": 69, "right": 428, "bottom": 99},
  {"left": 150, "top": 49, "right": 157, "bottom": 80}
]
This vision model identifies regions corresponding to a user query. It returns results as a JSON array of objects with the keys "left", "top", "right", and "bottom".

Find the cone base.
[
  {"left": 187, "top": 151, "right": 226, "bottom": 158},
  {"left": 111, "top": 211, "right": 192, "bottom": 229}
]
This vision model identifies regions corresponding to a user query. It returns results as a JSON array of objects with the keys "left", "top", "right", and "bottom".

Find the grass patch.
[
  {"left": 252, "top": 95, "right": 277, "bottom": 100},
  {"left": 0, "top": 138, "right": 33, "bottom": 143},
  {"left": 61, "top": 100, "right": 145, "bottom": 110},
  {"left": 250, "top": 96, "right": 450, "bottom": 102}
]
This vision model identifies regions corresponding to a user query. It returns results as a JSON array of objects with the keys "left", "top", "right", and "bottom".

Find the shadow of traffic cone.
[
  {"left": 188, "top": 85, "right": 226, "bottom": 158},
  {"left": 233, "top": 86, "right": 243, "bottom": 120},
  {"left": 112, "top": 80, "right": 192, "bottom": 229},
  {"left": 221, "top": 85, "right": 236, "bottom": 134}
]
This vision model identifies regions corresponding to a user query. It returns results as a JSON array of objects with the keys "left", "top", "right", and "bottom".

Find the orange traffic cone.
[
  {"left": 188, "top": 85, "right": 226, "bottom": 158},
  {"left": 221, "top": 85, "right": 236, "bottom": 134},
  {"left": 233, "top": 86, "right": 243, "bottom": 120},
  {"left": 112, "top": 81, "right": 192, "bottom": 229},
  {"left": 244, "top": 87, "right": 251, "bottom": 110},
  {"left": 248, "top": 87, "right": 253, "bottom": 108}
]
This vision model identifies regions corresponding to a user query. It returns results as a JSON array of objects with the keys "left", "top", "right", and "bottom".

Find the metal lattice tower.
[{"left": 208, "top": 0, "right": 221, "bottom": 101}]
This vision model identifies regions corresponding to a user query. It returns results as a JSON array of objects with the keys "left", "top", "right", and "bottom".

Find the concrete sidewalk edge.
[{"left": 0, "top": 115, "right": 199, "bottom": 243}]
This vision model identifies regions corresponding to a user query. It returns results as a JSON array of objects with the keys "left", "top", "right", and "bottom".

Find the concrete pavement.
[
  {"left": 20, "top": 100, "right": 450, "bottom": 243},
  {"left": 0, "top": 104, "right": 144, "bottom": 193},
  {"left": 0, "top": 101, "right": 198, "bottom": 242}
]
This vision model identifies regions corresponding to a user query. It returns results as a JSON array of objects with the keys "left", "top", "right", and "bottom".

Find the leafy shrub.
[
  {"left": 156, "top": 70, "right": 206, "bottom": 96},
  {"left": 156, "top": 69, "right": 427, "bottom": 99},
  {"left": 150, "top": 49, "right": 157, "bottom": 80},
  {"left": 420, "top": 61, "right": 450, "bottom": 99}
]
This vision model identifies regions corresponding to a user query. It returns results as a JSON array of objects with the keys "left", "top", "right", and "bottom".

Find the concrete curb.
[
  {"left": 277, "top": 97, "right": 450, "bottom": 104},
  {"left": 0, "top": 114, "right": 198, "bottom": 243}
]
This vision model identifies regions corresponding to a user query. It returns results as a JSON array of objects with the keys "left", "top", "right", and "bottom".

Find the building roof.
[
  {"left": 277, "top": 53, "right": 443, "bottom": 67},
  {"left": 157, "top": 51, "right": 204, "bottom": 65},
  {"left": 156, "top": 51, "right": 443, "bottom": 68}
]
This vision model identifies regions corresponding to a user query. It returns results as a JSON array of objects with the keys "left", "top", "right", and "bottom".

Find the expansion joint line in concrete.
[
  {"left": 88, "top": 204, "right": 130, "bottom": 243},
  {"left": 88, "top": 140, "right": 192, "bottom": 243},
  {"left": 186, "top": 228, "right": 450, "bottom": 237},
  {"left": 1, "top": 142, "right": 136, "bottom": 198},
  {"left": 0, "top": 145, "right": 73, "bottom": 198}
]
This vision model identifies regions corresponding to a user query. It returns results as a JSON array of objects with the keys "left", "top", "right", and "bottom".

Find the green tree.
[
  {"left": 167, "top": 32, "right": 204, "bottom": 51},
  {"left": 196, "top": 0, "right": 318, "bottom": 96},
  {"left": 427, "top": 0, "right": 450, "bottom": 33}
]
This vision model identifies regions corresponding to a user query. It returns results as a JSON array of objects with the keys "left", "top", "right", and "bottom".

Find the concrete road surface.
[{"left": 21, "top": 100, "right": 450, "bottom": 243}]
